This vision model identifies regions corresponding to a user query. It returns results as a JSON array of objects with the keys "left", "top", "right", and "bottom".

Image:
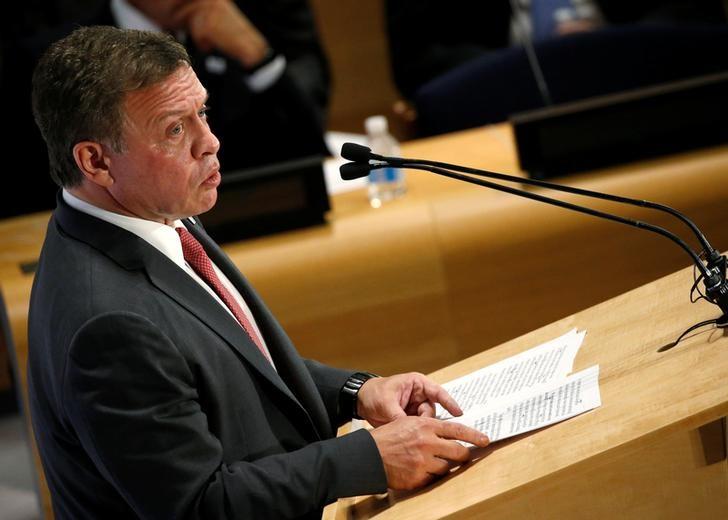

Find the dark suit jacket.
[{"left": 27, "top": 196, "right": 386, "bottom": 519}]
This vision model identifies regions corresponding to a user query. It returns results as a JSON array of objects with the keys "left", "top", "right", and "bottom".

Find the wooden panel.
[
  {"left": 0, "top": 345, "right": 10, "bottom": 392},
  {"left": 433, "top": 146, "right": 728, "bottom": 358},
  {"left": 309, "top": 0, "right": 401, "bottom": 133},
  {"left": 0, "top": 212, "right": 49, "bottom": 392},
  {"left": 0, "top": 211, "right": 49, "bottom": 280},
  {"left": 452, "top": 429, "right": 728, "bottom": 520},
  {"left": 333, "top": 429, "right": 728, "bottom": 520},
  {"left": 225, "top": 200, "right": 458, "bottom": 375},
  {"left": 329, "top": 267, "right": 728, "bottom": 519}
]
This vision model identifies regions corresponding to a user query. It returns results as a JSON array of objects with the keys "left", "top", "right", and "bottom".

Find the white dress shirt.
[{"left": 63, "top": 190, "right": 275, "bottom": 365}]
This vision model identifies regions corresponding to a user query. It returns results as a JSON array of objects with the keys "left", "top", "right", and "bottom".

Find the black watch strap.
[{"left": 340, "top": 372, "right": 378, "bottom": 420}]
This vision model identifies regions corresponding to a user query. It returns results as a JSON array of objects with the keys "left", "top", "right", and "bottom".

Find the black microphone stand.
[
  {"left": 340, "top": 143, "right": 728, "bottom": 339},
  {"left": 341, "top": 142, "right": 723, "bottom": 270}
]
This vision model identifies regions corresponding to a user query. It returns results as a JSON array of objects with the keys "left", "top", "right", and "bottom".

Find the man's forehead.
[{"left": 125, "top": 66, "right": 207, "bottom": 119}]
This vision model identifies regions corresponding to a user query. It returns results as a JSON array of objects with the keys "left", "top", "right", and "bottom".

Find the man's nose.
[{"left": 192, "top": 121, "right": 220, "bottom": 159}]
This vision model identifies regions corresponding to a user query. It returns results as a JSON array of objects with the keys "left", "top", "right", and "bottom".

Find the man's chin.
[{"left": 196, "top": 190, "right": 219, "bottom": 216}]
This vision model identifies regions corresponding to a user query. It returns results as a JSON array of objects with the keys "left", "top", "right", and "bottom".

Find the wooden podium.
[{"left": 325, "top": 266, "right": 728, "bottom": 519}]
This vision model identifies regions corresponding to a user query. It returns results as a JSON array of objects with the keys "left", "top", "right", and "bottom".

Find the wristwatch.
[{"left": 339, "top": 372, "right": 378, "bottom": 420}]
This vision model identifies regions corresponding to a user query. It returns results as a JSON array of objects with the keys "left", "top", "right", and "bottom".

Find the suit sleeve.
[
  {"left": 239, "top": 0, "right": 330, "bottom": 115},
  {"left": 303, "top": 358, "right": 356, "bottom": 427},
  {"left": 64, "top": 312, "right": 386, "bottom": 519}
]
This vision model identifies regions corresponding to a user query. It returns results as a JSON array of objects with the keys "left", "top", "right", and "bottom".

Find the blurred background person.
[
  {"left": 1, "top": 0, "right": 330, "bottom": 219},
  {"left": 385, "top": 0, "right": 728, "bottom": 136}
]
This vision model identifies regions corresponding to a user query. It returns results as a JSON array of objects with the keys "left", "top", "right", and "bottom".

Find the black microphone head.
[
  {"left": 341, "top": 142, "right": 372, "bottom": 162},
  {"left": 340, "top": 162, "right": 372, "bottom": 181}
]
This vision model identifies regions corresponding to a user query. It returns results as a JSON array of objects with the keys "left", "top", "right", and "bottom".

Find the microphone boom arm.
[
  {"left": 375, "top": 153, "right": 719, "bottom": 266},
  {"left": 369, "top": 162, "right": 711, "bottom": 278},
  {"left": 339, "top": 141, "right": 728, "bottom": 317}
]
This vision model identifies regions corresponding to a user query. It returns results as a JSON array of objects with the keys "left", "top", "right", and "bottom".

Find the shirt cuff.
[{"left": 245, "top": 54, "right": 287, "bottom": 93}]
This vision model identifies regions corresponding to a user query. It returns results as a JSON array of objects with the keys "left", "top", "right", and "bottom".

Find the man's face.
[{"left": 104, "top": 65, "right": 221, "bottom": 223}]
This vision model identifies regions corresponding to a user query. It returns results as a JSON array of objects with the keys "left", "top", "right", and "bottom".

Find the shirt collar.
[{"left": 62, "top": 190, "right": 189, "bottom": 269}]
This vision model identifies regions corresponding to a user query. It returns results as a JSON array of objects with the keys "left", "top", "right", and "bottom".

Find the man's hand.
[
  {"left": 369, "top": 416, "right": 489, "bottom": 490},
  {"left": 356, "top": 372, "right": 463, "bottom": 427},
  {"left": 174, "top": 0, "right": 270, "bottom": 68}
]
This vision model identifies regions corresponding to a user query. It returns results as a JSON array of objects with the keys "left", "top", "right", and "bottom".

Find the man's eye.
[
  {"left": 198, "top": 106, "right": 209, "bottom": 119},
  {"left": 170, "top": 124, "right": 183, "bottom": 136}
]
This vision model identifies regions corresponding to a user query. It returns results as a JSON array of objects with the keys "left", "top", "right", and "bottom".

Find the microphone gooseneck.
[
  {"left": 339, "top": 142, "right": 728, "bottom": 322},
  {"left": 342, "top": 142, "right": 718, "bottom": 262}
]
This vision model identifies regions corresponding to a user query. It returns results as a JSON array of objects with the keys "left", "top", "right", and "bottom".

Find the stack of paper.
[{"left": 441, "top": 329, "right": 601, "bottom": 442}]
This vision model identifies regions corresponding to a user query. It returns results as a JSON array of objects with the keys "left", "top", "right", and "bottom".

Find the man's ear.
[{"left": 72, "top": 141, "right": 114, "bottom": 187}]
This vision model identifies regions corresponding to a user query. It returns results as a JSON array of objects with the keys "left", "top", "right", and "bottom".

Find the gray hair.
[{"left": 32, "top": 26, "right": 191, "bottom": 187}]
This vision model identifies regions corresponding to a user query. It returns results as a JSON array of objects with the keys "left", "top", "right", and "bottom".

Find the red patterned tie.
[{"left": 176, "top": 227, "right": 271, "bottom": 363}]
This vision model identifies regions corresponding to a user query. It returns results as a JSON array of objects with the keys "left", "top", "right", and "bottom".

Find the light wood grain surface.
[{"left": 327, "top": 266, "right": 728, "bottom": 519}]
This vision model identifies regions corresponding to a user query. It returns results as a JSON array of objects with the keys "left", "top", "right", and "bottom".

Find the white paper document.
[
  {"left": 437, "top": 328, "right": 586, "bottom": 419},
  {"left": 451, "top": 365, "right": 601, "bottom": 442},
  {"left": 435, "top": 329, "right": 601, "bottom": 442}
]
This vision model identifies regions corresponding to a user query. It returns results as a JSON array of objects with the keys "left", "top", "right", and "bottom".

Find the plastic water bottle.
[{"left": 365, "top": 115, "right": 406, "bottom": 208}]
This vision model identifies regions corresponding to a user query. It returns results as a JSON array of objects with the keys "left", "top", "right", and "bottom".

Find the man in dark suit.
[
  {"left": 27, "top": 26, "right": 489, "bottom": 518},
  {"left": 2, "top": 0, "right": 329, "bottom": 218}
]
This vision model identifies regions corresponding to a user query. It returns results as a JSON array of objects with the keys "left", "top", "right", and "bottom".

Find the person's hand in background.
[{"left": 175, "top": 0, "right": 270, "bottom": 68}]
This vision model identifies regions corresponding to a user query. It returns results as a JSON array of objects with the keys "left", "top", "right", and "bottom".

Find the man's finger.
[
  {"left": 433, "top": 438, "right": 473, "bottom": 464},
  {"left": 417, "top": 401, "right": 436, "bottom": 417},
  {"left": 378, "top": 405, "right": 407, "bottom": 425},
  {"left": 425, "top": 456, "right": 452, "bottom": 476},
  {"left": 423, "top": 381, "right": 463, "bottom": 417},
  {"left": 436, "top": 421, "right": 490, "bottom": 447}
]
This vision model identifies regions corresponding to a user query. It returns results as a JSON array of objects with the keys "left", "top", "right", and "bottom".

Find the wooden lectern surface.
[{"left": 326, "top": 266, "right": 728, "bottom": 519}]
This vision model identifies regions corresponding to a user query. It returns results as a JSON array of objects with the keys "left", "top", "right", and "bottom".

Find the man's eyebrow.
[{"left": 154, "top": 92, "right": 210, "bottom": 123}]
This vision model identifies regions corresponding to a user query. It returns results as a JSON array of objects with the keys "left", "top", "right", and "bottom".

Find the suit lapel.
[
  {"left": 54, "top": 199, "right": 317, "bottom": 433},
  {"left": 137, "top": 245, "right": 331, "bottom": 439},
  {"left": 143, "top": 253, "right": 285, "bottom": 390},
  {"left": 184, "top": 218, "right": 334, "bottom": 438}
]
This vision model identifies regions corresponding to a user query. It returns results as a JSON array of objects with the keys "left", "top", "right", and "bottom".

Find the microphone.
[
  {"left": 339, "top": 143, "right": 728, "bottom": 321},
  {"left": 340, "top": 162, "right": 373, "bottom": 181},
  {"left": 341, "top": 143, "right": 378, "bottom": 163}
]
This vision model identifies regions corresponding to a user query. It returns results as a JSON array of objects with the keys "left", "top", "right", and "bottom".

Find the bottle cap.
[{"left": 365, "top": 115, "right": 388, "bottom": 136}]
